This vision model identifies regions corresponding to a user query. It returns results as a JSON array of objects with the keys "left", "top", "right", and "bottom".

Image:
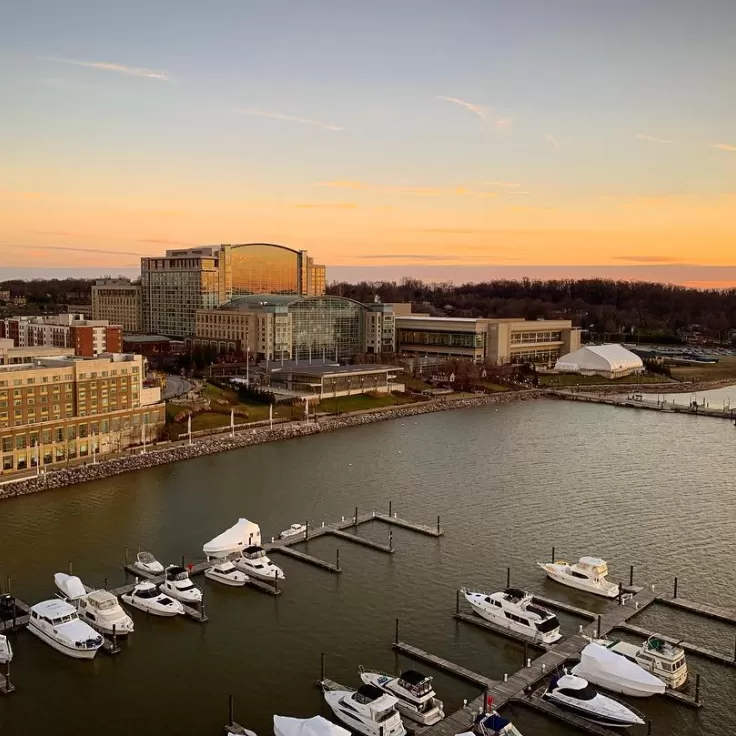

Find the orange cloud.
[
  {"left": 294, "top": 203, "right": 356, "bottom": 209},
  {"left": 712, "top": 143, "right": 736, "bottom": 152}
]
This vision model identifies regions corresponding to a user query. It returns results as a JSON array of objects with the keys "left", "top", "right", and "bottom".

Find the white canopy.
[
  {"left": 203, "top": 518, "right": 261, "bottom": 558},
  {"left": 54, "top": 572, "right": 87, "bottom": 600},
  {"left": 274, "top": 716, "right": 350, "bottom": 736},
  {"left": 574, "top": 643, "right": 665, "bottom": 695},
  {"left": 555, "top": 344, "right": 643, "bottom": 378}
]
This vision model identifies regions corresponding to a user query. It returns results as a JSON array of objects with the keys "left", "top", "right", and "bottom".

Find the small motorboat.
[
  {"left": 235, "top": 546, "right": 285, "bottom": 582},
  {"left": 279, "top": 523, "right": 306, "bottom": 540},
  {"left": 0, "top": 635, "right": 12, "bottom": 664},
  {"left": 204, "top": 518, "right": 262, "bottom": 559},
  {"left": 322, "top": 682, "right": 406, "bottom": 736},
  {"left": 161, "top": 565, "right": 203, "bottom": 603},
  {"left": 205, "top": 560, "right": 248, "bottom": 587},
  {"left": 358, "top": 667, "right": 444, "bottom": 725},
  {"left": 121, "top": 581, "right": 184, "bottom": 617},
  {"left": 537, "top": 556, "right": 620, "bottom": 598},
  {"left": 543, "top": 672, "right": 644, "bottom": 727},
  {"left": 134, "top": 550, "right": 164, "bottom": 575},
  {"left": 54, "top": 572, "right": 134, "bottom": 636},
  {"left": 274, "top": 715, "right": 350, "bottom": 736},
  {"left": 463, "top": 711, "right": 524, "bottom": 736},
  {"left": 28, "top": 599, "right": 103, "bottom": 659},
  {"left": 590, "top": 635, "right": 687, "bottom": 690},
  {"left": 572, "top": 642, "right": 665, "bottom": 697},
  {"left": 463, "top": 587, "right": 562, "bottom": 644}
]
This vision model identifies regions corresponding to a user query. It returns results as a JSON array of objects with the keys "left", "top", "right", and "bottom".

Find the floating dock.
[
  {"left": 269, "top": 546, "right": 341, "bottom": 573},
  {"left": 531, "top": 594, "right": 599, "bottom": 620},
  {"left": 656, "top": 593, "right": 736, "bottom": 624},
  {"left": 453, "top": 611, "right": 550, "bottom": 651},
  {"left": 328, "top": 528, "right": 394, "bottom": 554},
  {"left": 0, "top": 668, "right": 14, "bottom": 695}
]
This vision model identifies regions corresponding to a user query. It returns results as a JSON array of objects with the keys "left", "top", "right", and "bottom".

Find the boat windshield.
[
  {"left": 175, "top": 581, "right": 195, "bottom": 591},
  {"left": 94, "top": 598, "right": 117, "bottom": 611},
  {"left": 558, "top": 685, "right": 597, "bottom": 701},
  {"left": 536, "top": 616, "right": 560, "bottom": 633},
  {"left": 374, "top": 708, "right": 396, "bottom": 723},
  {"left": 135, "top": 587, "right": 160, "bottom": 599},
  {"left": 53, "top": 614, "right": 77, "bottom": 624},
  {"left": 399, "top": 678, "right": 432, "bottom": 697},
  {"left": 138, "top": 552, "right": 157, "bottom": 564}
]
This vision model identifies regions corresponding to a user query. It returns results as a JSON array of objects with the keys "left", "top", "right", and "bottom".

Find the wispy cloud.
[
  {"left": 479, "top": 181, "right": 521, "bottom": 188},
  {"left": 315, "top": 181, "right": 500, "bottom": 198},
  {"left": 636, "top": 134, "right": 672, "bottom": 144},
  {"left": 11, "top": 244, "right": 147, "bottom": 257},
  {"left": 240, "top": 109, "right": 342, "bottom": 131},
  {"left": 437, "top": 95, "right": 487, "bottom": 121},
  {"left": 543, "top": 133, "right": 561, "bottom": 151},
  {"left": 613, "top": 255, "right": 685, "bottom": 264},
  {"left": 41, "top": 57, "right": 171, "bottom": 80},
  {"left": 316, "top": 181, "right": 367, "bottom": 190},
  {"left": 494, "top": 117, "right": 513, "bottom": 129},
  {"left": 294, "top": 203, "right": 356, "bottom": 209},
  {"left": 137, "top": 238, "right": 195, "bottom": 246},
  {"left": 711, "top": 142, "right": 736, "bottom": 152},
  {"left": 507, "top": 191, "right": 530, "bottom": 195}
]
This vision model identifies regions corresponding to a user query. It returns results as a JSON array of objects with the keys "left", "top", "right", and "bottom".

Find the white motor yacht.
[
  {"left": 537, "top": 556, "right": 620, "bottom": 598},
  {"left": 274, "top": 715, "right": 350, "bottom": 736},
  {"left": 279, "top": 523, "right": 307, "bottom": 540},
  {"left": 572, "top": 642, "right": 665, "bottom": 697},
  {"left": 543, "top": 672, "right": 645, "bottom": 727},
  {"left": 0, "top": 635, "right": 12, "bottom": 664},
  {"left": 463, "top": 587, "right": 562, "bottom": 644},
  {"left": 54, "top": 573, "right": 134, "bottom": 636},
  {"left": 121, "top": 581, "right": 184, "bottom": 617},
  {"left": 204, "top": 518, "right": 262, "bottom": 559},
  {"left": 161, "top": 565, "right": 203, "bottom": 603},
  {"left": 464, "top": 712, "right": 524, "bottom": 736},
  {"left": 235, "top": 546, "right": 285, "bottom": 582},
  {"left": 358, "top": 667, "right": 444, "bottom": 725},
  {"left": 205, "top": 560, "right": 248, "bottom": 587},
  {"left": 134, "top": 550, "right": 164, "bottom": 575},
  {"left": 590, "top": 635, "right": 687, "bottom": 690},
  {"left": 28, "top": 599, "right": 103, "bottom": 659},
  {"left": 323, "top": 683, "right": 406, "bottom": 736}
]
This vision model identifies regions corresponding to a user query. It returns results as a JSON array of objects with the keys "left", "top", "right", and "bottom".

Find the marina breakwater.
[{"left": 0, "top": 390, "right": 541, "bottom": 501}]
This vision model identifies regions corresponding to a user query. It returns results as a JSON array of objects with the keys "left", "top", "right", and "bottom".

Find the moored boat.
[
  {"left": 235, "top": 546, "right": 284, "bottom": 581},
  {"left": 322, "top": 682, "right": 406, "bottom": 736},
  {"left": 0, "top": 635, "right": 12, "bottom": 664},
  {"left": 537, "top": 556, "right": 620, "bottom": 598},
  {"left": 205, "top": 560, "right": 248, "bottom": 587},
  {"left": 28, "top": 599, "right": 103, "bottom": 660},
  {"left": 161, "top": 565, "right": 203, "bottom": 603},
  {"left": 462, "top": 711, "right": 524, "bottom": 736},
  {"left": 204, "top": 518, "right": 262, "bottom": 559},
  {"left": 358, "top": 667, "right": 444, "bottom": 725},
  {"left": 274, "top": 715, "right": 350, "bottom": 736},
  {"left": 134, "top": 550, "right": 164, "bottom": 575},
  {"left": 121, "top": 581, "right": 184, "bottom": 617},
  {"left": 279, "top": 523, "right": 307, "bottom": 540}
]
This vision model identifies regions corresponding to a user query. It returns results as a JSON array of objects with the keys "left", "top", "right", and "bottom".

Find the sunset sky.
[{"left": 1, "top": 0, "right": 734, "bottom": 286}]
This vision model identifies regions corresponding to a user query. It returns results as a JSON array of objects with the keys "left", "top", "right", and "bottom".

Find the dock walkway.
[
  {"left": 453, "top": 612, "right": 550, "bottom": 651},
  {"left": 656, "top": 594, "right": 736, "bottom": 624}
]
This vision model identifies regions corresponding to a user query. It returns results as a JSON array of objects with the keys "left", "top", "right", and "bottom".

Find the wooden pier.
[
  {"left": 373, "top": 513, "right": 443, "bottom": 537},
  {"left": 329, "top": 528, "right": 394, "bottom": 554},
  {"left": 531, "top": 594, "right": 599, "bottom": 620},
  {"left": 270, "top": 545, "right": 341, "bottom": 573},
  {"left": 656, "top": 593, "right": 736, "bottom": 624},
  {"left": 453, "top": 612, "right": 550, "bottom": 651}
]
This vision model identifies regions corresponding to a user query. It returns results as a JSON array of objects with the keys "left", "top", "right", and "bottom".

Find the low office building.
[
  {"left": 554, "top": 344, "right": 643, "bottom": 379},
  {"left": 0, "top": 339, "right": 75, "bottom": 365},
  {"left": 92, "top": 279, "right": 142, "bottom": 332},
  {"left": 0, "top": 314, "right": 123, "bottom": 357},
  {"left": 395, "top": 310, "right": 580, "bottom": 365},
  {"left": 0, "top": 353, "right": 164, "bottom": 476},
  {"left": 122, "top": 334, "right": 172, "bottom": 358}
]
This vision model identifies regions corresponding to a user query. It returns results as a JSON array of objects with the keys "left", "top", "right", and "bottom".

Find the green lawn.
[
  {"left": 401, "top": 374, "right": 433, "bottom": 391},
  {"left": 540, "top": 373, "right": 672, "bottom": 386},
  {"left": 316, "top": 393, "right": 418, "bottom": 413},
  {"left": 669, "top": 356, "right": 736, "bottom": 383}
]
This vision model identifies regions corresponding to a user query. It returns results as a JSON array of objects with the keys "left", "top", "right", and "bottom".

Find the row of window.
[{"left": 509, "top": 331, "right": 563, "bottom": 344}]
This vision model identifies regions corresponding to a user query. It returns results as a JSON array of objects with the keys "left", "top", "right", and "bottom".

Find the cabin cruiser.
[
  {"left": 463, "top": 587, "right": 562, "bottom": 644},
  {"left": 323, "top": 683, "right": 406, "bottom": 736},
  {"left": 0, "top": 635, "right": 12, "bottom": 664},
  {"left": 572, "top": 642, "right": 665, "bottom": 697},
  {"left": 54, "top": 573, "right": 134, "bottom": 636},
  {"left": 358, "top": 667, "right": 444, "bottom": 725},
  {"left": 204, "top": 518, "right": 261, "bottom": 559},
  {"left": 28, "top": 599, "right": 103, "bottom": 659},
  {"left": 235, "top": 546, "right": 285, "bottom": 581},
  {"left": 461, "top": 712, "right": 524, "bottom": 736},
  {"left": 121, "top": 581, "right": 184, "bottom": 617},
  {"left": 161, "top": 565, "right": 203, "bottom": 603},
  {"left": 134, "top": 550, "right": 164, "bottom": 575},
  {"left": 543, "top": 672, "right": 644, "bottom": 727},
  {"left": 590, "top": 635, "right": 688, "bottom": 690},
  {"left": 537, "top": 556, "right": 620, "bottom": 598},
  {"left": 205, "top": 559, "right": 248, "bottom": 587},
  {"left": 274, "top": 715, "right": 350, "bottom": 736},
  {"left": 279, "top": 523, "right": 306, "bottom": 540}
]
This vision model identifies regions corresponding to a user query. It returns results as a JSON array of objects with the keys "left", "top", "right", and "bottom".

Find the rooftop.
[
  {"left": 123, "top": 334, "right": 171, "bottom": 343},
  {"left": 270, "top": 363, "right": 397, "bottom": 377}
]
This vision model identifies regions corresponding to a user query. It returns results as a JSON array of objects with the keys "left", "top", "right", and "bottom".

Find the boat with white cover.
[
  {"left": 54, "top": 572, "right": 134, "bottom": 636},
  {"left": 589, "top": 635, "right": 687, "bottom": 690},
  {"left": 235, "top": 546, "right": 285, "bottom": 581},
  {"left": 134, "top": 550, "right": 164, "bottom": 575},
  {"left": 28, "top": 599, "right": 103, "bottom": 659},
  {"left": 204, "top": 518, "right": 261, "bottom": 559},
  {"left": 161, "top": 565, "right": 203, "bottom": 603},
  {"left": 279, "top": 523, "right": 306, "bottom": 540},
  {"left": 322, "top": 682, "right": 407, "bottom": 736},
  {"left": 463, "top": 587, "right": 562, "bottom": 644},
  {"left": 572, "top": 642, "right": 665, "bottom": 697},
  {"left": 543, "top": 672, "right": 644, "bottom": 727},
  {"left": 205, "top": 560, "right": 248, "bottom": 587},
  {"left": 359, "top": 667, "right": 444, "bottom": 725},
  {"left": 274, "top": 715, "right": 350, "bottom": 736},
  {"left": 461, "top": 711, "right": 524, "bottom": 736},
  {"left": 0, "top": 635, "right": 12, "bottom": 664},
  {"left": 121, "top": 581, "right": 184, "bottom": 617},
  {"left": 537, "top": 556, "right": 620, "bottom": 598}
]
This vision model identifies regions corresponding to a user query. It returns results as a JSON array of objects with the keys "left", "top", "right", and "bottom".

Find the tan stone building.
[
  {"left": 0, "top": 339, "right": 75, "bottom": 365},
  {"left": 92, "top": 279, "right": 142, "bottom": 332},
  {"left": 0, "top": 353, "right": 164, "bottom": 476}
]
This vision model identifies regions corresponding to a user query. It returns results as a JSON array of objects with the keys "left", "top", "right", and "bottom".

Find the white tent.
[{"left": 554, "top": 344, "right": 643, "bottom": 379}]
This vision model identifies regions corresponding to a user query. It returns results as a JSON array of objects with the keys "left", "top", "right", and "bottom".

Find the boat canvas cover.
[
  {"left": 203, "top": 518, "right": 261, "bottom": 557},
  {"left": 274, "top": 716, "right": 350, "bottom": 736},
  {"left": 0, "top": 635, "right": 12, "bottom": 664},
  {"left": 576, "top": 643, "right": 665, "bottom": 694},
  {"left": 54, "top": 573, "right": 87, "bottom": 600}
]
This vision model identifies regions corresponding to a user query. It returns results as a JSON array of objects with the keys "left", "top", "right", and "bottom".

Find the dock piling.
[
  {"left": 629, "top": 565, "right": 634, "bottom": 587},
  {"left": 395, "top": 618, "right": 399, "bottom": 644},
  {"left": 456, "top": 589, "right": 460, "bottom": 614},
  {"left": 552, "top": 546, "right": 555, "bottom": 562},
  {"left": 320, "top": 652, "right": 325, "bottom": 682},
  {"left": 181, "top": 555, "right": 185, "bottom": 569},
  {"left": 228, "top": 694, "right": 235, "bottom": 726},
  {"left": 336, "top": 548, "right": 341, "bottom": 571},
  {"left": 389, "top": 530, "right": 394, "bottom": 552},
  {"left": 389, "top": 500, "right": 392, "bottom": 517},
  {"left": 124, "top": 547, "right": 128, "bottom": 565},
  {"left": 647, "top": 721, "right": 652, "bottom": 736},
  {"left": 437, "top": 515, "right": 441, "bottom": 534},
  {"left": 695, "top": 673, "right": 701, "bottom": 704},
  {"left": 273, "top": 571, "right": 279, "bottom": 594},
  {"left": 354, "top": 506, "right": 358, "bottom": 527},
  {"left": 5, "top": 577, "right": 9, "bottom": 595},
  {"left": 305, "top": 520, "right": 309, "bottom": 541},
  {"left": 506, "top": 567, "right": 511, "bottom": 589},
  {"left": 523, "top": 642, "right": 528, "bottom": 667},
  {"left": 673, "top": 576, "right": 678, "bottom": 599},
  {"left": 112, "top": 624, "right": 117, "bottom": 650},
  {"left": 597, "top": 615, "right": 602, "bottom": 638},
  {"left": 733, "top": 634, "right": 736, "bottom": 662},
  {"left": 104, "top": 577, "right": 108, "bottom": 591},
  {"left": 68, "top": 561, "right": 73, "bottom": 576}
]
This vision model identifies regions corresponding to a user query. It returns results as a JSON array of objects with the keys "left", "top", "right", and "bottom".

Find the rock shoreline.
[{"left": 0, "top": 391, "right": 541, "bottom": 501}]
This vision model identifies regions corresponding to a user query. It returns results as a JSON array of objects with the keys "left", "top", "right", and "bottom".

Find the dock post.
[
  {"left": 104, "top": 577, "right": 108, "bottom": 591},
  {"left": 395, "top": 618, "right": 399, "bottom": 644},
  {"left": 320, "top": 652, "right": 325, "bottom": 682},
  {"left": 336, "top": 548, "right": 341, "bottom": 571},
  {"left": 228, "top": 694, "right": 235, "bottom": 726},
  {"left": 305, "top": 521, "right": 309, "bottom": 541},
  {"left": 456, "top": 589, "right": 460, "bottom": 614},
  {"left": 523, "top": 642, "right": 528, "bottom": 667},
  {"left": 389, "top": 530, "right": 394, "bottom": 552},
  {"left": 68, "top": 561, "right": 73, "bottom": 576},
  {"left": 437, "top": 515, "right": 441, "bottom": 534},
  {"left": 354, "top": 506, "right": 358, "bottom": 527},
  {"left": 124, "top": 546, "right": 129, "bottom": 565},
  {"left": 617, "top": 585, "right": 623, "bottom": 606},
  {"left": 201, "top": 601, "right": 206, "bottom": 621},
  {"left": 695, "top": 673, "right": 701, "bottom": 704},
  {"left": 4, "top": 662, "right": 11, "bottom": 693},
  {"left": 552, "top": 546, "right": 555, "bottom": 562},
  {"left": 629, "top": 565, "right": 634, "bottom": 587},
  {"left": 647, "top": 721, "right": 652, "bottom": 736},
  {"left": 483, "top": 686, "right": 489, "bottom": 714},
  {"left": 5, "top": 577, "right": 9, "bottom": 595},
  {"left": 673, "top": 576, "right": 678, "bottom": 599},
  {"left": 506, "top": 567, "right": 511, "bottom": 589},
  {"left": 733, "top": 634, "right": 736, "bottom": 662},
  {"left": 112, "top": 624, "right": 117, "bottom": 651},
  {"left": 597, "top": 615, "right": 602, "bottom": 639},
  {"left": 181, "top": 555, "right": 185, "bottom": 569},
  {"left": 273, "top": 571, "right": 279, "bottom": 594},
  {"left": 389, "top": 500, "right": 392, "bottom": 517}
]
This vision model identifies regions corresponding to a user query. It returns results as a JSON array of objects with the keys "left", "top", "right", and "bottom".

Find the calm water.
[{"left": 1, "top": 398, "right": 735, "bottom": 735}]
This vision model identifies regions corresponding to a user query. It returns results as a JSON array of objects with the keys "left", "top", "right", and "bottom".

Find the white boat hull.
[
  {"left": 235, "top": 561, "right": 284, "bottom": 581},
  {"left": 28, "top": 623, "right": 99, "bottom": 660},
  {"left": 121, "top": 596, "right": 182, "bottom": 617},
  {"left": 538, "top": 563, "right": 619, "bottom": 598},
  {"left": 323, "top": 691, "right": 405, "bottom": 736},
  {"left": 205, "top": 568, "right": 248, "bottom": 587},
  {"left": 467, "top": 601, "right": 562, "bottom": 644},
  {"left": 359, "top": 672, "right": 444, "bottom": 725},
  {"left": 160, "top": 584, "right": 202, "bottom": 604}
]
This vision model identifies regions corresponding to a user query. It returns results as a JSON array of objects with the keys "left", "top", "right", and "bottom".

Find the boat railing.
[
  {"left": 358, "top": 665, "right": 395, "bottom": 679},
  {"left": 321, "top": 679, "right": 354, "bottom": 693}
]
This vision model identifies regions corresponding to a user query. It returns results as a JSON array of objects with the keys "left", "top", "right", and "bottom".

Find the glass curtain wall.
[{"left": 289, "top": 297, "right": 365, "bottom": 361}]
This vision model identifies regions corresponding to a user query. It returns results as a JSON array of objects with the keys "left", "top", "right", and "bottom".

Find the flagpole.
[
  {"left": 269, "top": 403, "right": 273, "bottom": 431},
  {"left": 188, "top": 413, "right": 192, "bottom": 446},
  {"left": 230, "top": 408, "right": 234, "bottom": 437}
]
